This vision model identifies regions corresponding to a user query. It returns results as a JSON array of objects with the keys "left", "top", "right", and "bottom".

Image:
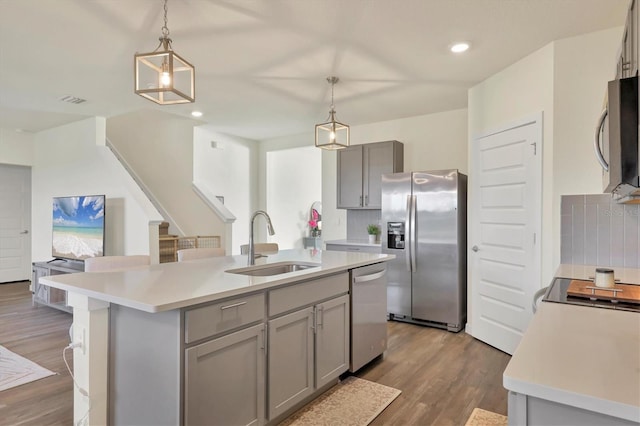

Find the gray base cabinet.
[
  {"left": 315, "top": 295, "right": 350, "bottom": 388},
  {"left": 267, "top": 294, "right": 350, "bottom": 421},
  {"left": 185, "top": 323, "right": 266, "bottom": 426},
  {"left": 108, "top": 272, "right": 351, "bottom": 426},
  {"left": 508, "top": 391, "right": 637, "bottom": 426},
  {"left": 268, "top": 307, "right": 315, "bottom": 419}
]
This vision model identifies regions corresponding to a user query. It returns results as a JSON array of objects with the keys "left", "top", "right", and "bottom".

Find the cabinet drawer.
[
  {"left": 184, "top": 293, "right": 265, "bottom": 343},
  {"left": 269, "top": 273, "right": 349, "bottom": 317}
]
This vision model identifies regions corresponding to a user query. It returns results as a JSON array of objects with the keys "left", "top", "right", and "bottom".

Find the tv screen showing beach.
[{"left": 52, "top": 195, "right": 105, "bottom": 261}]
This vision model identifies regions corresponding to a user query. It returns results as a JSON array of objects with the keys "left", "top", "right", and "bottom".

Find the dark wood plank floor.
[
  {"left": 357, "top": 321, "right": 511, "bottom": 425},
  {"left": 0, "top": 281, "right": 73, "bottom": 426},
  {"left": 0, "top": 281, "right": 510, "bottom": 425}
]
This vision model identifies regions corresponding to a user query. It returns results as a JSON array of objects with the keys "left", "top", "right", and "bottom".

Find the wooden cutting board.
[{"left": 568, "top": 280, "right": 640, "bottom": 304}]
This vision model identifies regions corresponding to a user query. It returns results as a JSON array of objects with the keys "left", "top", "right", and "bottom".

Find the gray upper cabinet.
[
  {"left": 337, "top": 141, "right": 404, "bottom": 209},
  {"left": 618, "top": 0, "right": 638, "bottom": 79}
]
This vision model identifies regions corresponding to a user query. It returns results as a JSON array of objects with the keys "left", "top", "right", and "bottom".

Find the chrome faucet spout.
[{"left": 248, "top": 210, "right": 276, "bottom": 265}]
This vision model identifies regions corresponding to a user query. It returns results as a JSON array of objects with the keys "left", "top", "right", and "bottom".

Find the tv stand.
[{"left": 32, "top": 259, "right": 84, "bottom": 313}]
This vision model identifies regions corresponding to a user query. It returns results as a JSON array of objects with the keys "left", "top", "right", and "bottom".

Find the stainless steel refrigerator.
[{"left": 381, "top": 170, "right": 467, "bottom": 332}]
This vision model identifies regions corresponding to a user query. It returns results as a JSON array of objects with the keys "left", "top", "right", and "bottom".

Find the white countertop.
[
  {"left": 40, "top": 249, "right": 393, "bottom": 313},
  {"left": 324, "top": 239, "right": 381, "bottom": 248},
  {"left": 503, "top": 265, "right": 640, "bottom": 422}
]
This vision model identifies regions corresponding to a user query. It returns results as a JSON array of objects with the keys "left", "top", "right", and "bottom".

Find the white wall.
[
  {"left": 193, "top": 126, "right": 258, "bottom": 254},
  {"left": 266, "top": 146, "right": 321, "bottom": 249},
  {"left": 31, "top": 117, "right": 162, "bottom": 261},
  {"left": 552, "top": 27, "right": 622, "bottom": 267},
  {"left": 106, "top": 110, "right": 227, "bottom": 240},
  {"left": 468, "top": 42, "right": 555, "bottom": 296},
  {"left": 259, "top": 108, "right": 469, "bottom": 243},
  {"left": 0, "top": 128, "right": 34, "bottom": 166},
  {"left": 468, "top": 27, "right": 622, "bottom": 294}
]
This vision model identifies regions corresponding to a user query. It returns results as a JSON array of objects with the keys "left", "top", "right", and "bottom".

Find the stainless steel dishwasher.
[{"left": 350, "top": 262, "right": 388, "bottom": 372}]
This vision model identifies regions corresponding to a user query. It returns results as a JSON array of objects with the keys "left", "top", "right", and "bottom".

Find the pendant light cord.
[{"left": 161, "top": 0, "right": 170, "bottom": 38}]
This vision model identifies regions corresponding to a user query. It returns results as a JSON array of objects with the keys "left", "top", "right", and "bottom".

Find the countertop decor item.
[
  {"left": 315, "top": 76, "right": 349, "bottom": 150},
  {"left": 367, "top": 224, "right": 380, "bottom": 244},
  {"left": 134, "top": 0, "right": 195, "bottom": 105},
  {"left": 308, "top": 205, "right": 321, "bottom": 237}
]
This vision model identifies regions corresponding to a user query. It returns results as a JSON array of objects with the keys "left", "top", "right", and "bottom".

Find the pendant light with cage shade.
[
  {"left": 315, "top": 76, "right": 350, "bottom": 150},
  {"left": 134, "top": 0, "right": 195, "bottom": 105}
]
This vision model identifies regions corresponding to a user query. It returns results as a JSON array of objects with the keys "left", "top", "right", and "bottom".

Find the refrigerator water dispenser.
[{"left": 387, "top": 222, "right": 405, "bottom": 249}]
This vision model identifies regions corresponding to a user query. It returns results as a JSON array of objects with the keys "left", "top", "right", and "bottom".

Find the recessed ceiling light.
[
  {"left": 191, "top": 111, "right": 203, "bottom": 118},
  {"left": 450, "top": 42, "right": 470, "bottom": 53}
]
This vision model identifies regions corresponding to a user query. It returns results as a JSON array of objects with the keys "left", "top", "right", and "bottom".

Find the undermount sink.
[{"left": 226, "top": 261, "right": 320, "bottom": 277}]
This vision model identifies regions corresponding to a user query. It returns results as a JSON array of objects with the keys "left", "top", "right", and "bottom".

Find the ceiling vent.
[{"left": 58, "top": 95, "right": 87, "bottom": 104}]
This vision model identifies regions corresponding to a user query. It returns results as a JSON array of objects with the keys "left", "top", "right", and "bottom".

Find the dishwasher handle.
[{"left": 353, "top": 269, "right": 386, "bottom": 283}]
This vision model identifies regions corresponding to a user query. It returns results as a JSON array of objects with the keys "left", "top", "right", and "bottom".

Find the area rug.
[
  {"left": 464, "top": 408, "right": 508, "bottom": 426},
  {"left": 280, "top": 376, "right": 401, "bottom": 426},
  {"left": 0, "top": 345, "right": 55, "bottom": 391}
]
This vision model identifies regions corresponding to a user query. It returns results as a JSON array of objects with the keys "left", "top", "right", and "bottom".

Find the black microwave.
[{"left": 594, "top": 75, "right": 639, "bottom": 200}]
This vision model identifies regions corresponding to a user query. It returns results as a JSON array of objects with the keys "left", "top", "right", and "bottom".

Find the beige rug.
[
  {"left": 465, "top": 408, "right": 508, "bottom": 426},
  {"left": 280, "top": 376, "right": 401, "bottom": 426},
  {"left": 0, "top": 345, "right": 55, "bottom": 391}
]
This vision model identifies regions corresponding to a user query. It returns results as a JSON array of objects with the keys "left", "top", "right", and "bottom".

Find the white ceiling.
[{"left": 0, "top": 0, "right": 629, "bottom": 140}]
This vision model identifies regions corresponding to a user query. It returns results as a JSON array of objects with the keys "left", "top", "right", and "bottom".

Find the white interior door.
[
  {"left": 0, "top": 164, "right": 31, "bottom": 283},
  {"left": 470, "top": 115, "right": 542, "bottom": 355}
]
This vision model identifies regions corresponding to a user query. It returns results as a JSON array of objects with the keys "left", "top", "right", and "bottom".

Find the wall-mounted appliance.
[
  {"left": 594, "top": 76, "right": 639, "bottom": 202},
  {"left": 52, "top": 195, "right": 105, "bottom": 261}
]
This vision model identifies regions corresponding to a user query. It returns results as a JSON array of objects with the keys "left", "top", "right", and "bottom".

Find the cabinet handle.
[
  {"left": 594, "top": 108, "right": 609, "bottom": 171},
  {"left": 359, "top": 195, "right": 363, "bottom": 206},
  {"left": 220, "top": 301, "right": 246, "bottom": 311},
  {"left": 364, "top": 195, "right": 369, "bottom": 206},
  {"left": 346, "top": 247, "right": 361, "bottom": 251},
  {"left": 260, "top": 327, "right": 266, "bottom": 351},
  {"left": 317, "top": 306, "right": 324, "bottom": 329},
  {"left": 310, "top": 310, "right": 316, "bottom": 333}
]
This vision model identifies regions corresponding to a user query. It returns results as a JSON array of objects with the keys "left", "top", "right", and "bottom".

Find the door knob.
[
  {"left": 472, "top": 245, "right": 479, "bottom": 252},
  {"left": 20, "top": 230, "right": 29, "bottom": 234}
]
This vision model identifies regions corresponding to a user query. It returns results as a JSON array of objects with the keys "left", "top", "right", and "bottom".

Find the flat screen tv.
[{"left": 52, "top": 195, "right": 105, "bottom": 261}]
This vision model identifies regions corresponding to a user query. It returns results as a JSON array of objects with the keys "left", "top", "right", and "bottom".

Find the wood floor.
[
  {"left": 0, "top": 281, "right": 73, "bottom": 426},
  {"left": 0, "top": 281, "right": 510, "bottom": 425}
]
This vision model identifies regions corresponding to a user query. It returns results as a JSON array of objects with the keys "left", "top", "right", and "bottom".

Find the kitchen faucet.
[{"left": 248, "top": 210, "right": 275, "bottom": 265}]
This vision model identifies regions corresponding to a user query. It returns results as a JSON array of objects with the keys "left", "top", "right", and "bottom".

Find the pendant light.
[
  {"left": 315, "top": 76, "right": 350, "bottom": 150},
  {"left": 134, "top": 0, "right": 195, "bottom": 105}
]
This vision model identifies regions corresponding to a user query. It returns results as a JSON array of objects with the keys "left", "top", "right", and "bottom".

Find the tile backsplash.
[
  {"left": 561, "top": 194, "right": 640, "bottom": 267},
  {"left": 346, "top": 210, "right": 382, "bottom": 240}
]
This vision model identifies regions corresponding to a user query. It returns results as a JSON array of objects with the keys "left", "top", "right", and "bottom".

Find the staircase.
[{"left": 158, "top": 222, "right": 222, "bottom": 263}]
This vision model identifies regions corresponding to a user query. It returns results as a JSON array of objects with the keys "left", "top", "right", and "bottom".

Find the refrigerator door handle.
[
  {"left": 410, "top": 195, "right": 417, "bottom": 272},
  {"left": 405, "top": 195, "right": 412, "bottom": 272}
]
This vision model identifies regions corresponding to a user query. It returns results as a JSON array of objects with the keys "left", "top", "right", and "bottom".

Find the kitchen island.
[
  {"left": 41, "top": 249, "right": 393, "bottom": 426},
  {"left": 503, "top": 265, "right": 640, "bottom": 425}
]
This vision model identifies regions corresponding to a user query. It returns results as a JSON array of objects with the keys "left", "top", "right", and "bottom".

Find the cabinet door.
[
  {"left": 268, "top": 307, "right": 314, "bottom": 420},
  {"left": 185, "top": 323, "right": 265, "bottom": 426},
  {"left": 337, "top": 145, "right": 364, "bottom": 208},
  {"left": 633, "top": 0, "right": 638, "bottom": 76},
  {"left": 315, "top": 294, "right": 350, "bottom": 389},
  {"left": 363, "top": 142, "right": 397, "bottom": 208}
]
